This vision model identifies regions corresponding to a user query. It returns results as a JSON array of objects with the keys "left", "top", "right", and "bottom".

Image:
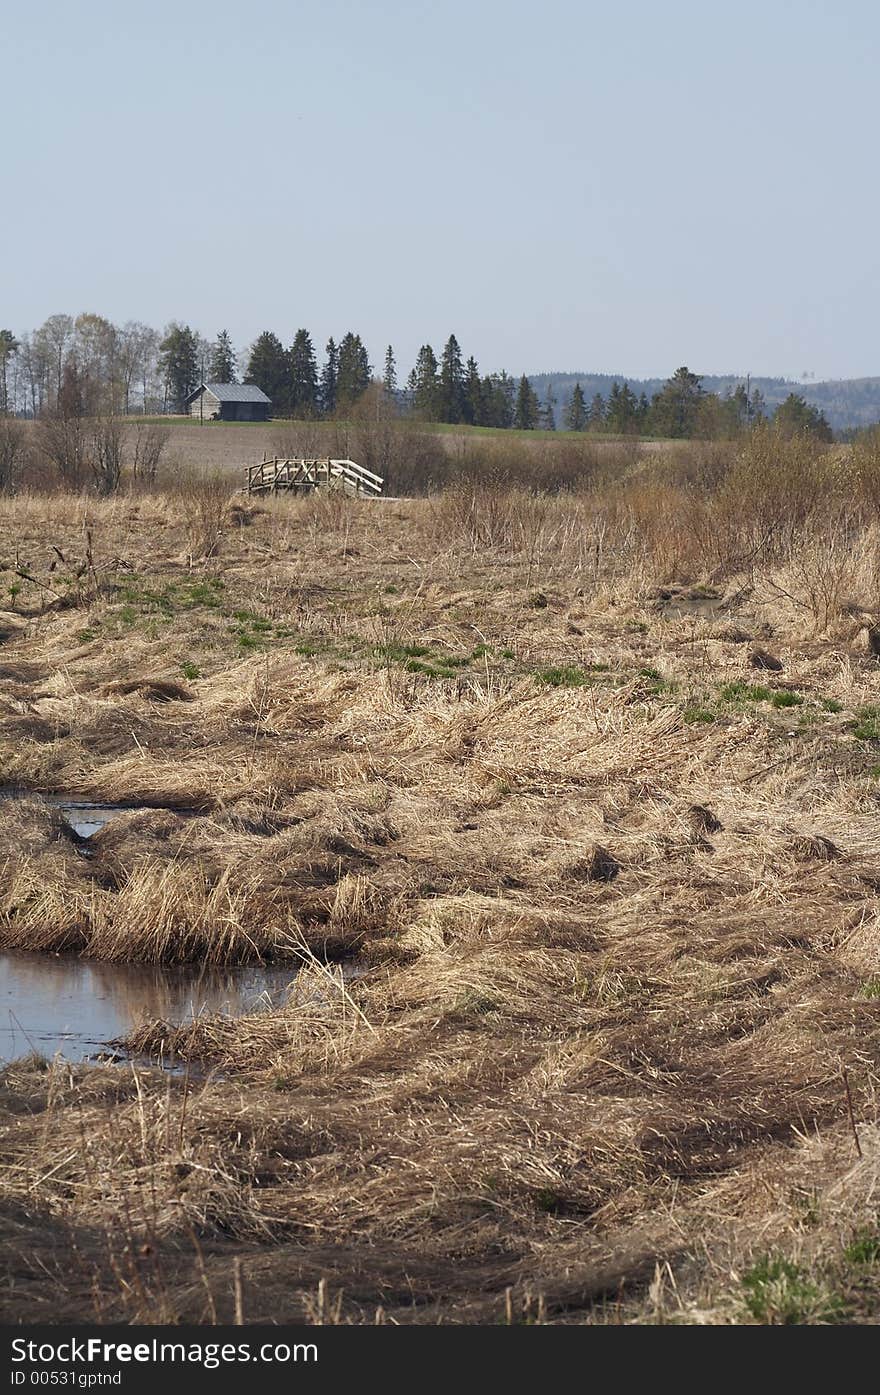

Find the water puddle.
[
  {"left": 0, "top": 951, "right": 297, "bottom": 1065},
  {"left": 43, "top": 797, "right": 196, "bottom": 839}
]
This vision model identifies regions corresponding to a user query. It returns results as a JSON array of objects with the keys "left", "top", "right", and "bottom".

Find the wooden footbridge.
[{"left": 245, "top": 457, "right": 384, "bottom": 497}]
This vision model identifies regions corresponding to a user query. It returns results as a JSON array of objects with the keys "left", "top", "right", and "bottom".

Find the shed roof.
[{"left": 186, "top": 382, "right": 272, "bottom": 404}]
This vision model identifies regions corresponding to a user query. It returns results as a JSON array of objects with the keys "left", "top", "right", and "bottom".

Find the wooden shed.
[{"left": 185, "top": 382, "right": 272, "bottom": 421}]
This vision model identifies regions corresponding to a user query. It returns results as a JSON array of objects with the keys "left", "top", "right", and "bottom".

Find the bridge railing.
[{"left": 245, "top": 457, "right": 384, "bottom": 497}]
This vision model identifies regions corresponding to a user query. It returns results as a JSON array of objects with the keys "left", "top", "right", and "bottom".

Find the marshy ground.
[{"left": 3, "top": 460, "right": 880, "bottom": 1323}]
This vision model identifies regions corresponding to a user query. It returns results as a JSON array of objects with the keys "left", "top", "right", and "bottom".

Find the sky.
[{"left": 3, "top": 0, "right": 879, "bottom": 382}]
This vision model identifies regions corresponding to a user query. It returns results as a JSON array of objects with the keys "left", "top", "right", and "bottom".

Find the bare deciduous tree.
[{"left": 0, "top": 418, "right": 26, "bottom": 492}]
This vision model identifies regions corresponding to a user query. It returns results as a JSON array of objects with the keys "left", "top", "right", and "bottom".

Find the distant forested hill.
[{"left": 529, "top": 372, "right": 880, "bottom": 433}]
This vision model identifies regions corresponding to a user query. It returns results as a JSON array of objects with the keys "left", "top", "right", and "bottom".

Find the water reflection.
[
  {"left": 44, "top": 798, "right": 195, "bottom": 839},
  {"left": 0, "top": 951, "right": 297, "bottom": 1064}
]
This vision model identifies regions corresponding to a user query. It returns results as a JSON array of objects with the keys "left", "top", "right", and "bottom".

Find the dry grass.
[{"left": 3, "top": 460, "right": 880, "bottom": 1323}]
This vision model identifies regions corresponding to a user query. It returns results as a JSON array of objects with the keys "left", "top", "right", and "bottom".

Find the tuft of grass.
[
  {"left": 637, "top": 665, "right": 672, "bottom": 694},
  {"left": 851, "top": 706, "right": 880, "bottom": 743},
  {"left": 741, "top": 1255, "right": 845, "bottom": 1325},
  {"left": 373, "top": 642, "right": 431, "bottom": 664},
  {"left": 771, "top": 690, "right": 804, "bottom": 709},
  {"left": 535, "top": 665, "right": 590, "bottom": 688},
  {"left": 683, "top": 705, "right": 717, "bottom": 724},
  {"left": 844, "top": 1228, "right": 880, "bottom": 1266},
  {"left": 719, "top": 680, "right": 773, "bottom": 704}
]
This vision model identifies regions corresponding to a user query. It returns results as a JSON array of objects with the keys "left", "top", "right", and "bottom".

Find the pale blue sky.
[{"left": 4, "top": 0, "right": 878, "bottom": 380}]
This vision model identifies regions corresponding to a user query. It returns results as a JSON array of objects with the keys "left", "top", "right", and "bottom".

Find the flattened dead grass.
[{"left": 2, "top": 486, "right": 880, "bottom": 1322}]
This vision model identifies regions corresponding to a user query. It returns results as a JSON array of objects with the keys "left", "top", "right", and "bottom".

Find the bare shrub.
[
  {"left": 271, "top": 421, "right": 331, "bottom": 459},
  {"left": 429, "top": 484, "right": 550, "bottom": 554},
  {"left": 131, "top": 420, "right": 170, "bottom": 484},
  {"left": 779, "top": 515, "right": 864, "bottom": 632},
  {"left": 714, "top": 425, "right": 839, "bottom": 561},
  {"left": 638, "top": 440, "right": 736, "bottom": 492},
  {"left": 613, "top": 480, "right": 717, "bottom": 580},
  {"left": 350, "top": 421, "right": 448, "bottom": 495},
  {"left": 443, "top": 436, "right": 603, "bottom": 494},
  {"left": 89, "top": 415, "right": 126, "bottom": 495},
  {"left": 177, "top": 469, "right": 232, "bottom": 559},
  {"left": 36, "top": 412, "right": 89, "bottom": 489}
]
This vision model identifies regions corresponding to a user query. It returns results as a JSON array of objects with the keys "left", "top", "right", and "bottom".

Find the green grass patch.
[
  {"left": 844, "top": 1228, "right": 880, "bottom": 1266},
  {"left": 683, "top": 706, "right": 717, "bottom": 724},
  {"left": 719, "top": 680, "right": 773, "bottom": 704},
  {"left": 741, "top": 1255, "right": 846, "bottom": 1325},
  {"left": 637, "top": 665, "right": 672, "bottom": 695},
  {"left": 373, "top": 642, "right": 432, "bottom": 663},
  {"left": 535, "top": 665, "right": 591, "bottom": 688},
  {"left": 404, "top": 658, "right": 456, "bottom": 679},
  {"left": 771, "top": 690, "right": 804, "bottom": 709},
  {"left": 851, "top": 706, "right": 880, "bottom": 743}
]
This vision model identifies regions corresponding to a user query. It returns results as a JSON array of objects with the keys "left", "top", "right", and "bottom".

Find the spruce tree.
[
  {"left": 732, "top": 383, "right": 749, "bottom": 428},
  {"left": 564, "top": 382, "right": 588, "bottom": 432},
  {"left": 541, "top": 384, "right": 557, "bottom": 431},
  {"left": 514, "top": 375, "right": 540, "bottom": 430},
  {"left": 438, "top": 333, "right": 465, "bottom": 423},
  {"left": 772, "top": 393, "right": 833, "bottom": 442},
  {"left": 607, "top": 382, "right": 639, "bottom": 434},
  {"left": 383, "top": 345, "right": 397, "bottom": 395},
  {"left": 588, "top": 393, "right": 606, "bottom": 431},
  {"left": 245, "top": 331, "right": 290, "bottom": 413},
  {"left": 606, "top": 382, "right": 622, "bottom": 432},
  {"left": 649, "top": 366, "right": 704, "bottom": 438},
  {"left": 158, "top": 323, "right": 200, "bottom": 412},
  {"left": 209, "top": 330, "right": 236, "bottom": 383},
  {"left": 413, "top": 344, "right": 440, "bottom": 420},
  {"left": 463, "top": 356, "right": 483, "bottom": 425},
  {"left": 320, "top": 338, "right": 338, "bottom": 416},
  {"left": 481, "top": 372, "right": 515, "bottom": 428},
  {"left": 336, "top": 333, "right": 371, "bottom": 409},
  {"left": 289, "top": 329, "right": 319, "bottom": 418}
]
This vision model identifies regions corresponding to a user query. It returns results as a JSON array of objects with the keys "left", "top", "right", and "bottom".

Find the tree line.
[
  {"left": 0, "top": 314, "right": 834, "bottom": 441},
  {"left": 560, "top": 367, "right": 832, "bottom": 441}
]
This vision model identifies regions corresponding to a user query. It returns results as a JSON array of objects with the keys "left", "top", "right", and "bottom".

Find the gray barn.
[{"left": 185, "top": 382, "right": 272, "bottom": 421}]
